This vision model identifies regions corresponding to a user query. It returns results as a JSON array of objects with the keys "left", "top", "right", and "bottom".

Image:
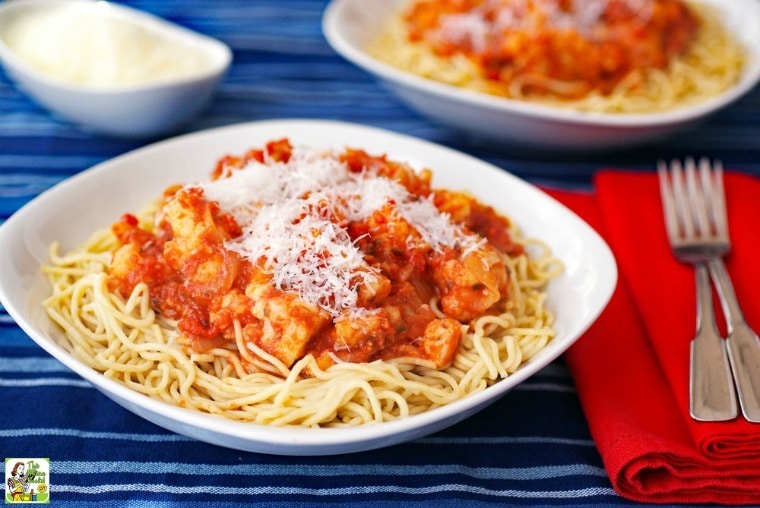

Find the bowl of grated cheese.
[{"left": 0, "top": 0, "right": 232, "bottom": 138}]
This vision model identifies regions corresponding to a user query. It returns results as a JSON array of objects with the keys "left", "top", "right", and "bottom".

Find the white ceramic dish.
[
  {"left": 322, "top": 0, "right": 760, "bottom": 150},
  {"left": 0, "top": 0, "right": 231, "bottom": 138},
  {"left": 0, "top": 119, "right": 616, "bottom": 455}
]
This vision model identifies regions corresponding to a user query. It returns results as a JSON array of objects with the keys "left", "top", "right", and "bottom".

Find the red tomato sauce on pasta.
[
  {"left": 107, "top": 140, "right": 521, "bottom": 371},
  {"left": 404, "top": 0, "right": 699, "bottom": 98}
]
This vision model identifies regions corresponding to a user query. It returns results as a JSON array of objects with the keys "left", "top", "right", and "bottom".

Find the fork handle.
[
  {"left": 708, "top": 258, "right": 760, "bottom": 422},
  {"left": 690, "top": 264, "right": 738, "bottom": 421}
]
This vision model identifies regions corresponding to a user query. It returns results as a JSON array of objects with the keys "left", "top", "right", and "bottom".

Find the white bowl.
[
  {"left": 0, "top": 119, "right": 616, "bottom": 455},
  {"left": 0, "top": 0, "right": 232, "bottom": 138},
  {"left": 322, "top": 0, "right": 760, "bottom": 150}
]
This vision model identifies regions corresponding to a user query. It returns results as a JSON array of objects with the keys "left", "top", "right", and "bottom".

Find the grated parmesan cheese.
[
  {"left": 433, "top": 0, "right": 654, "bottom": 44},
  {"left": 196, "top": 146, "right": 481, "bottom": 318},
  {"left": 1, "top": 2, "right": 215, "bottom": 86}
]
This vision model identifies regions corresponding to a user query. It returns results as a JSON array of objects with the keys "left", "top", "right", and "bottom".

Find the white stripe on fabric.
[
  {"left": 0, "top": 357, "right": 68, "bottom": 373},
  {"left": 0, "top": 175, "right": 64, "bottom": 197},
  {"left": 0, "top": 428, "right": 593, "bottom": 447},
  {"left": 55, "top": 461, "right": 608, "bottom": 480},
  {"left": 0, "top": 428, "right": 191, "bottom": 441},
  {"left": 0, "top": 156, "right": 100, "bottom": 170},
  {"left": 0, "top": 377, "right": 90, "bottom": 388},
  {"left": 52, "top": 483, "right": 616, "bottom": 498}
]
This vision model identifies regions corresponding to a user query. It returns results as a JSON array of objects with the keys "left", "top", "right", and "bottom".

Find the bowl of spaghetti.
[
  {"left": 0, "top": 120, "right": 616, "bottom": 455},
  {"left": 323, "top": 0, "right": 760, "bottom": 150}
]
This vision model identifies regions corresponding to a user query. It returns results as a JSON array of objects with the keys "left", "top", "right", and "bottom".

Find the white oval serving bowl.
[
  {"left": 322, "top": 0, "right": 760, "bottom": 151},
  {"left": 0, "top": 119, "right": 616, "bottom": 455},
  {"left": 0, "top": 0, "right": 232, "bottom": 138}
]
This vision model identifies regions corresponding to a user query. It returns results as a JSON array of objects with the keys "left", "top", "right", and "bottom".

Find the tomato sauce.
[
  {"left": 404, "top": 0, "right": 699, "bottom": 98},
  {"left": 107, "top": 140, "right": 518, "bottom": 371}
]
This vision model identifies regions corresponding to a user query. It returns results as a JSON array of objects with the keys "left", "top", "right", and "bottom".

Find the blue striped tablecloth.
[{"left": 1, "top": 1, "right": 758, "bottom": 506}]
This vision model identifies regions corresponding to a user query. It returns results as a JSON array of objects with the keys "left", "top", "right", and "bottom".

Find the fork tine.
[
  {"left": 685, "top": 157, "right": 711, "bottom": 239},
  {"left": 701, "top": 158, "right": 729, "bottom": 242},
  {"left": 657, "top": 160, "right": 680, "bottom": 241},
  {"left": 696, "top": 158, "right": 714, "bottom": 236},
  {"left": 670, "top": 158, "right": 696, "bottom": 240}
]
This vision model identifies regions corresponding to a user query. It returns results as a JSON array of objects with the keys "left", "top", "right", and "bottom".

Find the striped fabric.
[{"left": 0, "top": 1, "right": 758, "bottom": 506}]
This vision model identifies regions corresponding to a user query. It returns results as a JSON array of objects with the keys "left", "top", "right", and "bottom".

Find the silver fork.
[{"left": 658, "top": 158, "right": 760, "bottom": 422}]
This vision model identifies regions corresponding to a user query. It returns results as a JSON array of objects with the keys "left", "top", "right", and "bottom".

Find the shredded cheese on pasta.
[{"left": 199, "top": 147, "right": 481, "bottom": 318}]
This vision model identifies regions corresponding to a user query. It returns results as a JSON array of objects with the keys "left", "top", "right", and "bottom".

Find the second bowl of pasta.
[{"left": 322, "top": 0, "right": 760, "bottom": 150}]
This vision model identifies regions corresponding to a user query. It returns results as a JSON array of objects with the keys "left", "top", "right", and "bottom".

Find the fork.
[{"left": 658, "top": 158, "right": 760, "bottom": 423}]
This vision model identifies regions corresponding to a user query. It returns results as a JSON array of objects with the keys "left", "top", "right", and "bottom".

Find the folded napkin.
[{"left": 546, "top": 170, "right": 760, "bottom": 505}]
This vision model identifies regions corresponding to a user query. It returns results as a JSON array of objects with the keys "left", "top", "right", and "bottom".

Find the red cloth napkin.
[{"left": 546, "top": 170, "right": 760, "bottom": 504}]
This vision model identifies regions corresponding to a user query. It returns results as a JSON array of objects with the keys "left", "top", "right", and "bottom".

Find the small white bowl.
[
  {"left": 323, "top": 0, "right": 760, "bottom": 150},
  {"left": 0, "top": 0, "right": 232, "bottom": 138}
]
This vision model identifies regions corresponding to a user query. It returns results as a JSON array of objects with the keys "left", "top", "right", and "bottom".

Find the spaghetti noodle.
[
  {"left": 368, "top": 0, "right": 746, "bottom": 113},
  {"left": 42, "top": 140, "right": 561, "bottom": 426}
]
